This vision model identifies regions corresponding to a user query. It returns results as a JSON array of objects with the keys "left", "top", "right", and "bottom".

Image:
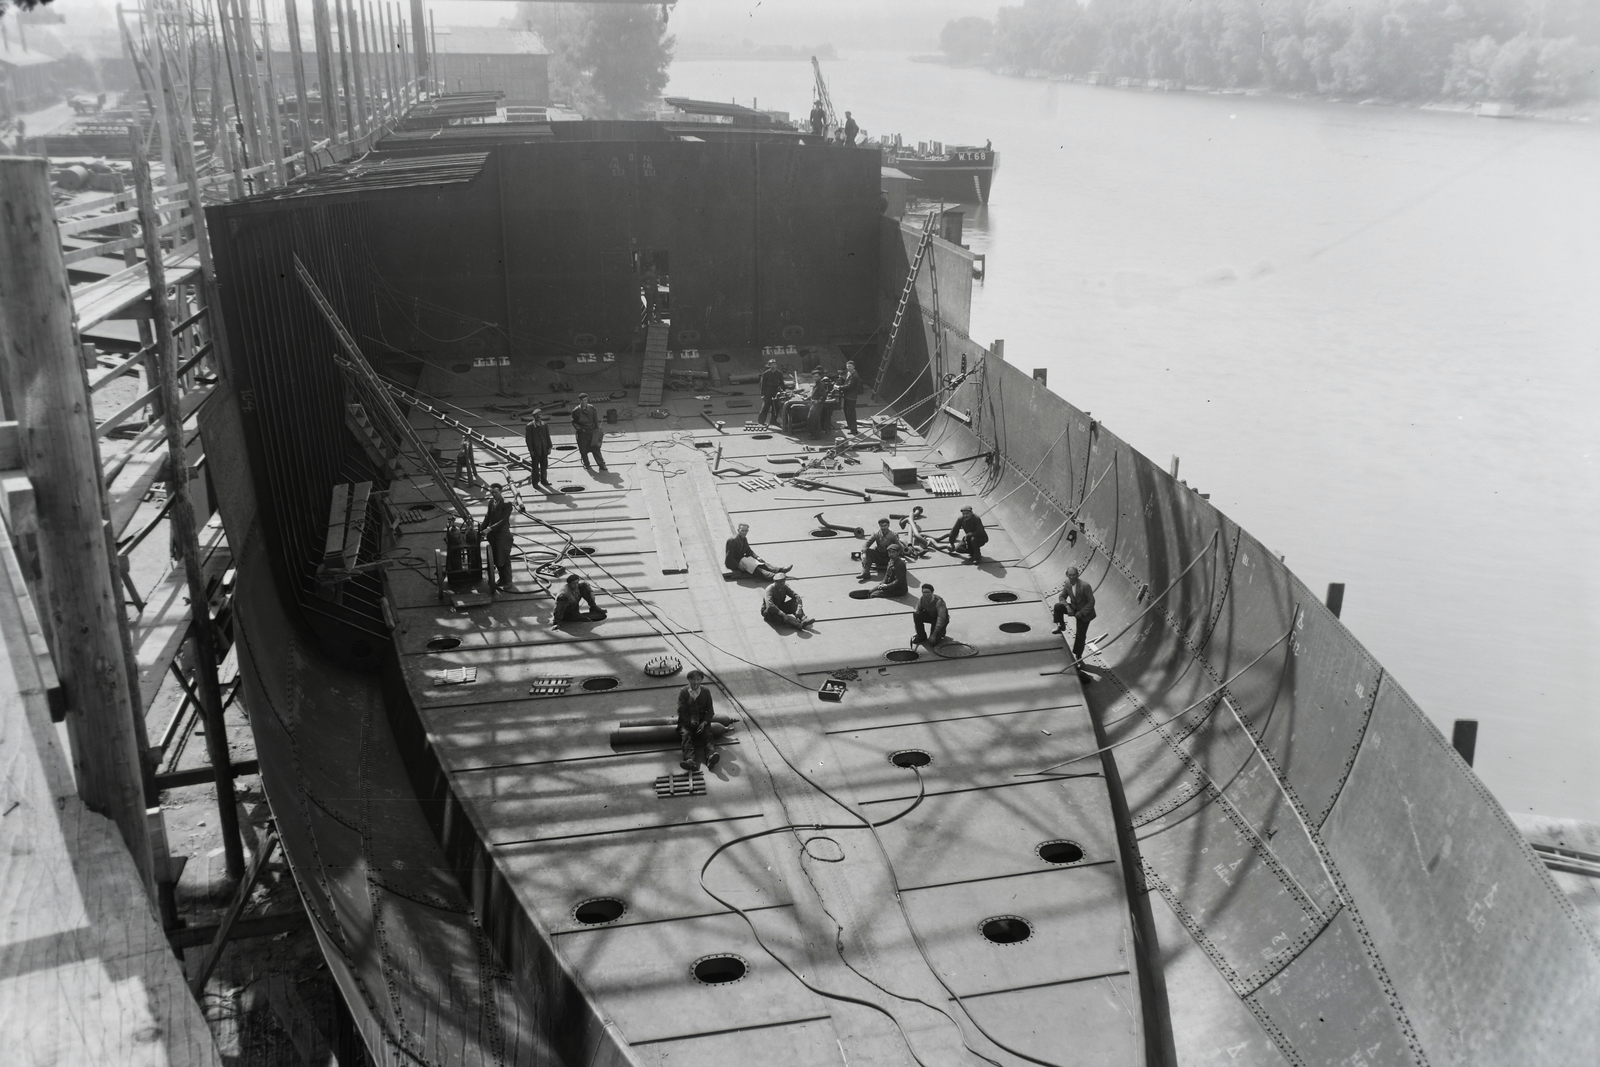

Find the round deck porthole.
[
  {"left": 692, "top": 954, "right": 747, "bottom": 985},
  {"left": 980, "top": 916, "right": 1033, "bottom": 945},
  {"left": 426, "top": 636, "right": 461, "bottom": 652},
  {"left": 557, "top": 485, "right": 586, "bottom": 494},
  {"left": 810, "top": 528, "right": 838, "bottom": 537},
  {"left": 555, "top": 444, "right": 577, "bottom": 451},
  {"left": 566, "top": 545, "right": 596, "bottom": 556},
  {"left": 884, "top": 647, "right": 920, "bottom": 663},
  {"left": 986, "top": 591, "right": 1018, "bottom": 603},
  {"left": 451, "top": 363, "right": 471, "bottom": 374},
  {"left": 546, "top": 360, "right": 566, "bottom": 370},
  {"left": 1037, "top": 840, "right": 1085, "bottom": 865},
  {"left": 414, "top": 503, "right": 438, "bottom": 512},
  {"left": 999, "top": 622, "right": 1032, "bottom": 634},
  {"left": 710, "top": 352, "right": 731, "bottom": 363},
  {"left": 573, "top": 898, "right": 626, "bottom": 925},
  {"left": 751, "top": 433, "right": 773, "bottom": 440},
  {"left": 582, "top": 676, "right": 619, "bottom": 692},
  {"left": 889, "top": 750, "right": 931, "bottom": 768}
]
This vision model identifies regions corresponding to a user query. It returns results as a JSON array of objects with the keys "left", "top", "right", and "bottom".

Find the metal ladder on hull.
[
  {"left": 872, "top": 211, "right": 938, "bottom": 399},
  {"left": 383, "top": 380, "right": 530, "bottom": 475}
]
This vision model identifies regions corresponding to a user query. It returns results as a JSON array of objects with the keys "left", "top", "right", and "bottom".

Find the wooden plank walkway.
[{"left": 0, "top": 502, "right": 220, "bottom": 1067}]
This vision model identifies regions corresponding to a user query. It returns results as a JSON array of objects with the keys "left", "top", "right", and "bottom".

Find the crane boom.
[{"left": 811, "top": 56, "right": 838, "bottom": 129}]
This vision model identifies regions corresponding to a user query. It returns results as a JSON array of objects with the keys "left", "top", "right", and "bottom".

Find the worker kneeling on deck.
[
  {"left": 858, "top": 518, "right": 899, "bottom": 581},
  {"left": 1051, "top": 566, "right": 1096, "bottom": 663},
  {"left": 869, "top": 543, "right": 908, "bottom": 598},
  {"left": 760, "top": 573, "right": 811, "bottom": 628},
  {"left": 552, "top": 573, "right": 605, "bottom": 624},
  {"left": 949, "top": 505, "right": 989, "bottom": 565},
  {"left": 911, "top": 583, "right": 949, "bottom": 646},
  {"left": 677, "top": 670, "right": 720, "bottom": 772},
  {"left": 726, "top": 522, "right": 793, "bottom": 580}
]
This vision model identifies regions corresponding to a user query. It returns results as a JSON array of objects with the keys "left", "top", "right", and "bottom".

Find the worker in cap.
[
  {"left": 868, "top": 541, "right": 908, "bottom": 598},
  {"left": 552, "top": 572, "right": 604, "bottom": 624},
  {"left": 571, "top": 392, "right": 606, "bottom": 471},
  {"left": 758, "top": 359, "right": 786, "bottom": 426},
  {"left": 676, "top": 669, "right": 719, "bottom": 771},
  {"left": 838, "top": 359, "right": 863, "bottom": 434},
  {"left": 911, "top": 582, "right": 949, "bottom": 646},
  {"left": 726, "top": 522, "right": 792, "bottom": 580},
  {"left": 949, "top": 505, "right": 989, "bottom": 565},
  {"left": 483, "top": 484, "right": 516, "bottom": 591},
  {"left": 524, "top": 409, "right": 553, "bottom": 490},
  {"left": 760, "top": 572, "right": 811, "bottom": 629},
  {"left": 1051, "top": 565, "right": 1097, "bottom": 665},
  {"left": 859, "top": 517, "right": 899, "bottom": 582}
]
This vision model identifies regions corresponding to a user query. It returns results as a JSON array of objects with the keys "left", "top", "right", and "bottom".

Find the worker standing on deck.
[
  {"left": 483, "top": 485, "right": 516, "bottom": 591},
  {"left": 758, "top": 359, "right": 786, "bottom": 426},
  {"left": 552, "top": 573, "right": 604, "bottom": 624},
  {"left": 911, "top": 583, "right": 949, "bottom": 646},
  {"left": 677, "top": 670, "right": 719, "bottom": 772},
  {"left": 761, "top": 573, "right": 811, "bottom": 629},
  {"left": 843, "top": 111, "right": 858, "bottom": 146},
  {"left": 726, "top": 523, "right": 793, "bottom": 580},
  {"left": 806, "top": 374, "right": 837, "bottom": 438},
  {"left": 869, "top": 543, "right": 908, "bottom": 598},
  {"left": 1051, "top": 566, "right": 1096, "bottom": 663},
  {"left": 858, "top": 518, "right": 898, "bottom": 582},
  {"left": 524, "top": 410, "right": 553, "bottom": 490},
  {"left": 571, "top": 393, "right": 607, "bottom": 471},
  {"left": 949, "top": 505, "right": 989, "bottom": 565},
  {"left": 838, "top": 360, "right": 863, "bottom": 434},
  {"left": 809, "top": 100, "right": 826, "bottom": 138}
]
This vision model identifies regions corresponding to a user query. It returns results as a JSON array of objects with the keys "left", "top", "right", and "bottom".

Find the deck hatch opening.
[
  {"left": 558, "top": 485, "right": 587, "bottom": 494},
  {"left": 986, "top": 591, "right": 1018, "bottom": 603},
  {"left": 582, "top": 677, "right": 620, "bottom": 692},
  {"left": 751, "top": 433, "right": 773, "bottom": 440},
  {"left": 566, "top": 545, "right": 596, "bottom": 556},
  {"left": 573, "top": 898, "right": 626, "bottom": 925},
  {"left": 710, "top": 352, "right": 731, "bottom": 363},
  {"left": 884, "top": 648, "right": 920, "bottom": 663},
  {"left": 692, "top": 954, "right": 747, "bottom": 984},
  {"left": 546, "top": 360, "right": 567, "bottom": 370},
  {"left": 555, "top": 444, "right": 577, "bottom": 451},
  {"left": 414, "top": 502, "right": 438, "bottom": 511},
  {"left": 890, "top": 750, "right": 931, "bottom": 768},
  {"left": 810, "top": 528, "right": 838, "bottom": 537},
  {"left": 999, "top": 622, "right": 1032, "bottom": 633},
  {"left": 1037, "top": 840, "right": 1085, "bottom": 865},
  {"left": 981, "top": 916, "right": 1033, "bottom": 944},
  {"left": 426, "top": 636, "right": 462, "bottom": 652},
  {"left": 451, "top": 363, "right": 471, "bottom": 373}
]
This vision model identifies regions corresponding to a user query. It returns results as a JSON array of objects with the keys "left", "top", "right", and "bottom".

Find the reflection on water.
[{"left": 667, "top": 56, "right": 1600, "bottom": 821}]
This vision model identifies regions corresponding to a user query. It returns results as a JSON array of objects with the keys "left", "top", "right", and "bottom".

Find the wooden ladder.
[
  {"left": 636, "top": 321, "right": 671, "bottom": 407},
  {"left": 872, "top": 212, "right": 938, "bottom": 399}
]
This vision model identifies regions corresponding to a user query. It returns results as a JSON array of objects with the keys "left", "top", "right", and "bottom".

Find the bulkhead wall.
[{"left": 924, "top": 354, "right": 1600, "bottom": 1066}]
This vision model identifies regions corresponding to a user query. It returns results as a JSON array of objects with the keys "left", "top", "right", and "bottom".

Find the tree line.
[{"left": 941, "top": 0, "right": 1600, "bottom": 106}]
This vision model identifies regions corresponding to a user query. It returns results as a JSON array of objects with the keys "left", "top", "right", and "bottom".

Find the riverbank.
[{"left": 908, "top": 54, "right": 1600, "bottom": 123}]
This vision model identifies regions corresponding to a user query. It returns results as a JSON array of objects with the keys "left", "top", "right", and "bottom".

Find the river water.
[{"left": 667, "top": 56, "right": 1600, "bottom": 822}]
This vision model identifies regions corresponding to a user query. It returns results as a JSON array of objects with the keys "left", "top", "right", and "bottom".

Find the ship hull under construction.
[{"left": 199, "top": 118, "right": 1599, "bottom": 1066}]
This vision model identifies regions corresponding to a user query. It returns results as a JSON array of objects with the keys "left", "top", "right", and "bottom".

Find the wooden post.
[
  {"left": 335, "top": 0, "right": 357, "bottom": 139},
  {"left": 1324, "top": 582, "right": 1345, "bottom": 619},
  {"left": 257, "top": 0, "right": 287, "bottom": 185},
  {"left": 0, "top": 158, "right": 157, "bottom": 897},
  {"left": 311, "top": 0, "right": 340, "bottom": 143},
  {"left": 1451, "top": 719, "right": 1478, "bottom": 767},
  {"left": 408, "top": 0, "right": 427, "bottom": 91},
  {"left": 1169, "top": 455, "right": 1180, "bottom": 479},
  {"left": 284, "top": 0, "right": 314, "bottom": 162},
  {"left": 377, "top": 1, "right": 395, "bottom": 122},
  {"left": 128, "top": 132, "right": 246, "bottom": 882}
]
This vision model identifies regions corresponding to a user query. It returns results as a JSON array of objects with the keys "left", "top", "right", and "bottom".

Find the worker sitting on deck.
[
  {"left": 911, "top": 583, "right": 949, "bottom": 647},
  {"left": 677, "top": 669, "right": 720, "bottom": 772},
  {"left": 869, "top": 543, "right": 908, "bottom": 598},
  {"left": 758, "top": 360, "right": 786, "bottom": 426},
  {"left": 858, "top": 518, "right": 900, "bottom": 581},
  {"left": 726, "top": 523, "right": 793, "bottom": 580},
  {"left": 552, "top": 573, "right": 604, "bottom": 624},
  {"left": 483, "top": 485, "right": 516, "bottom": 592},
  {"left": 949, "top": 505, "right": 989, "bottom": 565},
  {"left": 760, "top": 573, "right": 811, "bottom": 629},
  {"left": 1051, "top": 565, "right": 1096, "bottom": 664}
]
